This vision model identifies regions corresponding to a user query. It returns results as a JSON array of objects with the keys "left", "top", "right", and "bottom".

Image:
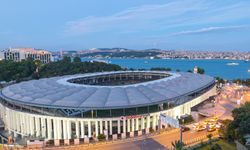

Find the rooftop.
[{"left": 0, "top": 71, "right": 215, "bottom": 109}]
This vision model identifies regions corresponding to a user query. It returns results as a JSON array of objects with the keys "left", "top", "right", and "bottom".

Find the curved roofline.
[
  {"left": 0, "top": 79, "right": 215, "bottom": 110},
  {"left": 0, "top": 71, "right": 215, "bottom": 110},
  {"left": 57, "top": 71, "right": 180, "bottom": 88}
]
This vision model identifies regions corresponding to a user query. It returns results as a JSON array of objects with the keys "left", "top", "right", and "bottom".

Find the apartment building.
[{"left": 1, "top": 47, "right": 52, "bottom": 63}]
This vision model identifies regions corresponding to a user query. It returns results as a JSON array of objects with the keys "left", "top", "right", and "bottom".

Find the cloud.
[
  {"left": 63, "top": 0, "right": 250, "bottom": 36},
  {"left": 172, "top": 25, "right": 249, "bottom": 36}
]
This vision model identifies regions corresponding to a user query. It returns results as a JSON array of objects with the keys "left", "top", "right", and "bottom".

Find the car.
[
  {"left": 196, "top": 125, "right": 206, "bottom": 131},
  {"left": 215, "top": 123, "right": 221, "bottom": 129},
  {"left": 207, "top": 127, "right": 216, "bottom": 132},
  {"left": 181, "top": 126, "right": 190, "bottom": 132}
]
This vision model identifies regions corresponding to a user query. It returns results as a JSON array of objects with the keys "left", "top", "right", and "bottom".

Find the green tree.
[
  {"left": 219, "top": 102, "right": 250, "bottom": 143},
  {"left": 33, "top": 59, "right": 42, "bottom": 79},
  {"left": 207, "top": 134, "right": 213, "bottom": 145},
  {"left": 171, "top": 140, "right": 185, "bottom": 150},
  {"left": 0, "top": 57, "right": 122, "bottom": 82},
  {"left": 73, "top": 57, "right": 81, "bottom": 63},
  {"left": 197, "top": 67, "right": 205, "bottom": 74},
  {"left": 210, "top": 143, "right": 222, "bottom": 150},
  {"left": 150, "top": 67, "right": 171, "bottom": 71},
  {"left": 215, "top": 77, "right": 225, "bottom": 84},
  {"left": 62, "top": 56, "right": 71, "bottom": 63},
  {"left": 0, "top": 58, "right": 36, "bottom": 82},
  {"left": 218, "top": 119, "right": 234, "bottom": 141},
  {"left": 97, "top": 134, "right": 106, "bottom": 141},
  {"left": 230, "top": 102, "right": 250, "bottom": 142}
]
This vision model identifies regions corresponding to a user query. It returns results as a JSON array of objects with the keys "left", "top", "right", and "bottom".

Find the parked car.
[
  {"left": 181, "top": 126, "right": 190, "bottom": 132},
  {"left": 207, "top": 127, "right": 216, "bottom": 132}
]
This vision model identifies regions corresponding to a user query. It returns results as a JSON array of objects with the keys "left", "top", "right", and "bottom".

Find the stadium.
[{"left": 0, "top": 71, "right": 216, "bottom": 144}]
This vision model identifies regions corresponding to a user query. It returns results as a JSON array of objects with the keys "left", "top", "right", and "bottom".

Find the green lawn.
[{"left": 197, "top": 140, "right": 236, "bottom": 150}]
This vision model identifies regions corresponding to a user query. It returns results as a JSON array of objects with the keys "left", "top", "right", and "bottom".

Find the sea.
[{"left": 81, "top": 58, "right": 250, "bottom": 80}]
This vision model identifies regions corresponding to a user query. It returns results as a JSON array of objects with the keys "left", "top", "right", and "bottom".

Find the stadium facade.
[{"left": 0, "top": 71, "right": 216, "bottom": 143}]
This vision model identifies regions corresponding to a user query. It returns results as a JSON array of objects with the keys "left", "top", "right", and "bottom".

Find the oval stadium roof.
[{"left": 0, "top": 71, "right": 215, "bottom": 109}]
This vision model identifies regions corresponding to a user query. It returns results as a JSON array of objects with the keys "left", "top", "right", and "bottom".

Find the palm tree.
[{"left": 171, "top": 140, "right": 184, "bottom": 150}]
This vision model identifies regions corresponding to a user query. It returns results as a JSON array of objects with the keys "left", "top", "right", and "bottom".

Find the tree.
[
  {"left": 207, "top": 134, "right": 213, "bottom": 145},
  {"left": 62, "top": 56, "right": 71, "bottom": 63},
  {"left": 171, "top": 140, "right": 185, "bottom": 150},
  {"left": 210, "top": 143, "right": 222, "bottom": 150},
  {"left": 150, "top": 67, "right": 171, "bottom": 71},
  {"left": 197, "top": 67, "right": 205, "bottom": 74},
  {"left": 232, "top": 79, "right": 250, "bottom": 86},
  {"left": 34, "top": 59, "right": 42, "bottom": 79},
  {"left": 0, "top": 57, "right": 122, "bottom": 82},
  {"left": 0, "top": 58, "right": 36, "bottom": 82},
  {"left": 219, "top": 102, "right": 250, "bottom": 143},
  {"left": 215, "top": 77, "right": 225, "bottom": 84},
  {"left": 73, "top": 57, "right": 81, "bottom": 63},
  {"left": 218, "top": 119, "right": 234, "bottom": 141},
  {"left": 97, "top": 134, "right": 106, "bottom": 141},
  {"left": 230, "top": 102, "right": 250, "bottom": 142},
  {"left": 39, "top": 60, "right": 122, "bottom": 78}
]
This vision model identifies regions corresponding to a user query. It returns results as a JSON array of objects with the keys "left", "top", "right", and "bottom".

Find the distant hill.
[{"left": 80, "top": 50, "right": 162, "bottom": 58}]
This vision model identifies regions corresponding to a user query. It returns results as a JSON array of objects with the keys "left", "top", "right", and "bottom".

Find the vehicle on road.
[
  {"left": 207, "top": 127, "right": 216, "bottom": 132},
  {"left": 196, "top": 125, "right": 206, "bottom": 131},
  {"left": 181, "top": 126, "right": 190, "bottom": 132}
]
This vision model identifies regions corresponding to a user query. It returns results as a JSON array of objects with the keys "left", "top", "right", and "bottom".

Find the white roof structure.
[{"left": 1, "top": 71, "right": 215, "bottom": 109}]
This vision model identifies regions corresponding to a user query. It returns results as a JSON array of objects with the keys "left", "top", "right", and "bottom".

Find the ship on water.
[
  {"left": 226, "top": 62, "right": 239, "bottom": 66},
  {"left": 90, "top": 59, "right": 110, "bottom": 64}
]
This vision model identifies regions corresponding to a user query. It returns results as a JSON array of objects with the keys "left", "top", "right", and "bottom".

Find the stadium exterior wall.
[{"left": 0, "top": 85, "right": 216, "bottom": 141}]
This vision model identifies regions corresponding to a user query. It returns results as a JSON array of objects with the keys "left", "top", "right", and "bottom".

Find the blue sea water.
[{"left": 81, "top": 58, "right": 250, "bottom": 80}]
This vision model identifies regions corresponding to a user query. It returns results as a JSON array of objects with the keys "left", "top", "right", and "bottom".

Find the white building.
[
  {"left": 0, "top": 50, "right": 4, "bottom": 61},
  {"left": 1, "top": 47, "right": 51, "bottom": 63},
  {"left": 0, "top": 71, "right": 216, "bottom": 145}
]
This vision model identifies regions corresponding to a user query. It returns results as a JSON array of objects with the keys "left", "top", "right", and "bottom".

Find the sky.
[{"left": 0, "top": 0, "right": 250, "bottom": 51}]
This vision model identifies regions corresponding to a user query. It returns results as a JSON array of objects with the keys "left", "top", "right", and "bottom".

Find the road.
[
  {"left": 46, "top": 130, "right": 215, "bottom": 150},
  {"left": 217, "top": 99, "right": 236, "bottom": 120}
]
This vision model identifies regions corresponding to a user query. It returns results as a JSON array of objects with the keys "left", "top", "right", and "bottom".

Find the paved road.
[
  {"left": 217, "top": 98, "right": 237, "bottom": 120},
  {"left": 46, "top": 130, "right": 214, "bottom": 150}
]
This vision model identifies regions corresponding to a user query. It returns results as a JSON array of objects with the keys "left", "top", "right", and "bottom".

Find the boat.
[
  {"left": 226, "top": 62, "right": 239, "bottom": 66},
  {"left": 248, "top": 70, "right": 250, "bottom": 73},
  {"left": 90, "top": 59, "right": 110, "bottom": 64}
]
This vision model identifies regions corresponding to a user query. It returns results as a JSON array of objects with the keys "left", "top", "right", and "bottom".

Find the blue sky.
[{"left": 0, "top": 0, "right": 250, "bottom": 51}]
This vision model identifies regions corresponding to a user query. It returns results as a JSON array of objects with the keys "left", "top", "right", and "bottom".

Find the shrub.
[
  {"left": 210, "top": 143, "right": 222, "bottom": 150},
  {"left": 97, "top": 134, "right": 106, "bottom": 141}
]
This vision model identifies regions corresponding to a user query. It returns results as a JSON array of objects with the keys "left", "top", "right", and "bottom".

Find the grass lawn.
[{"left": 197, "top": 140, "right": 236, "bottom": 150}]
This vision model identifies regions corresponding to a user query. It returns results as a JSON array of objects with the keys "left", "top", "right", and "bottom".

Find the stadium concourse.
[{"left": 0, "top": 71, "right": 216, "bottom": 146}]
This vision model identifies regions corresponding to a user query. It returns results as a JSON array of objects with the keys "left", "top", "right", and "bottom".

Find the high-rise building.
[{"left": 1, "top": 47, "right": 52, "bottom": 63}]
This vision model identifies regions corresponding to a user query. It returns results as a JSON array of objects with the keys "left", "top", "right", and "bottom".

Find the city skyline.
[{"left": 0, "top": 0, "right": 250, "bottom": 51}]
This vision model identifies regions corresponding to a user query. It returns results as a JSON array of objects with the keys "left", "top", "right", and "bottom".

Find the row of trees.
[
  {"left": 0, "top": 57, "right": 122, "bottom": 82},
  {"left": 151, "top": 67, "right": 205, "bottom": 74},
  {"left": 232, "top": 79, "right": 250, "bottom": 86},
  {"left": 0, "top": 58, "right": 36, "bottom": 82},
  {"left": 219, "top": 102, "right": 250, "bottom": 144},
  {"left": 38, "top": 56, "right": 122, "bottom": 78}
]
